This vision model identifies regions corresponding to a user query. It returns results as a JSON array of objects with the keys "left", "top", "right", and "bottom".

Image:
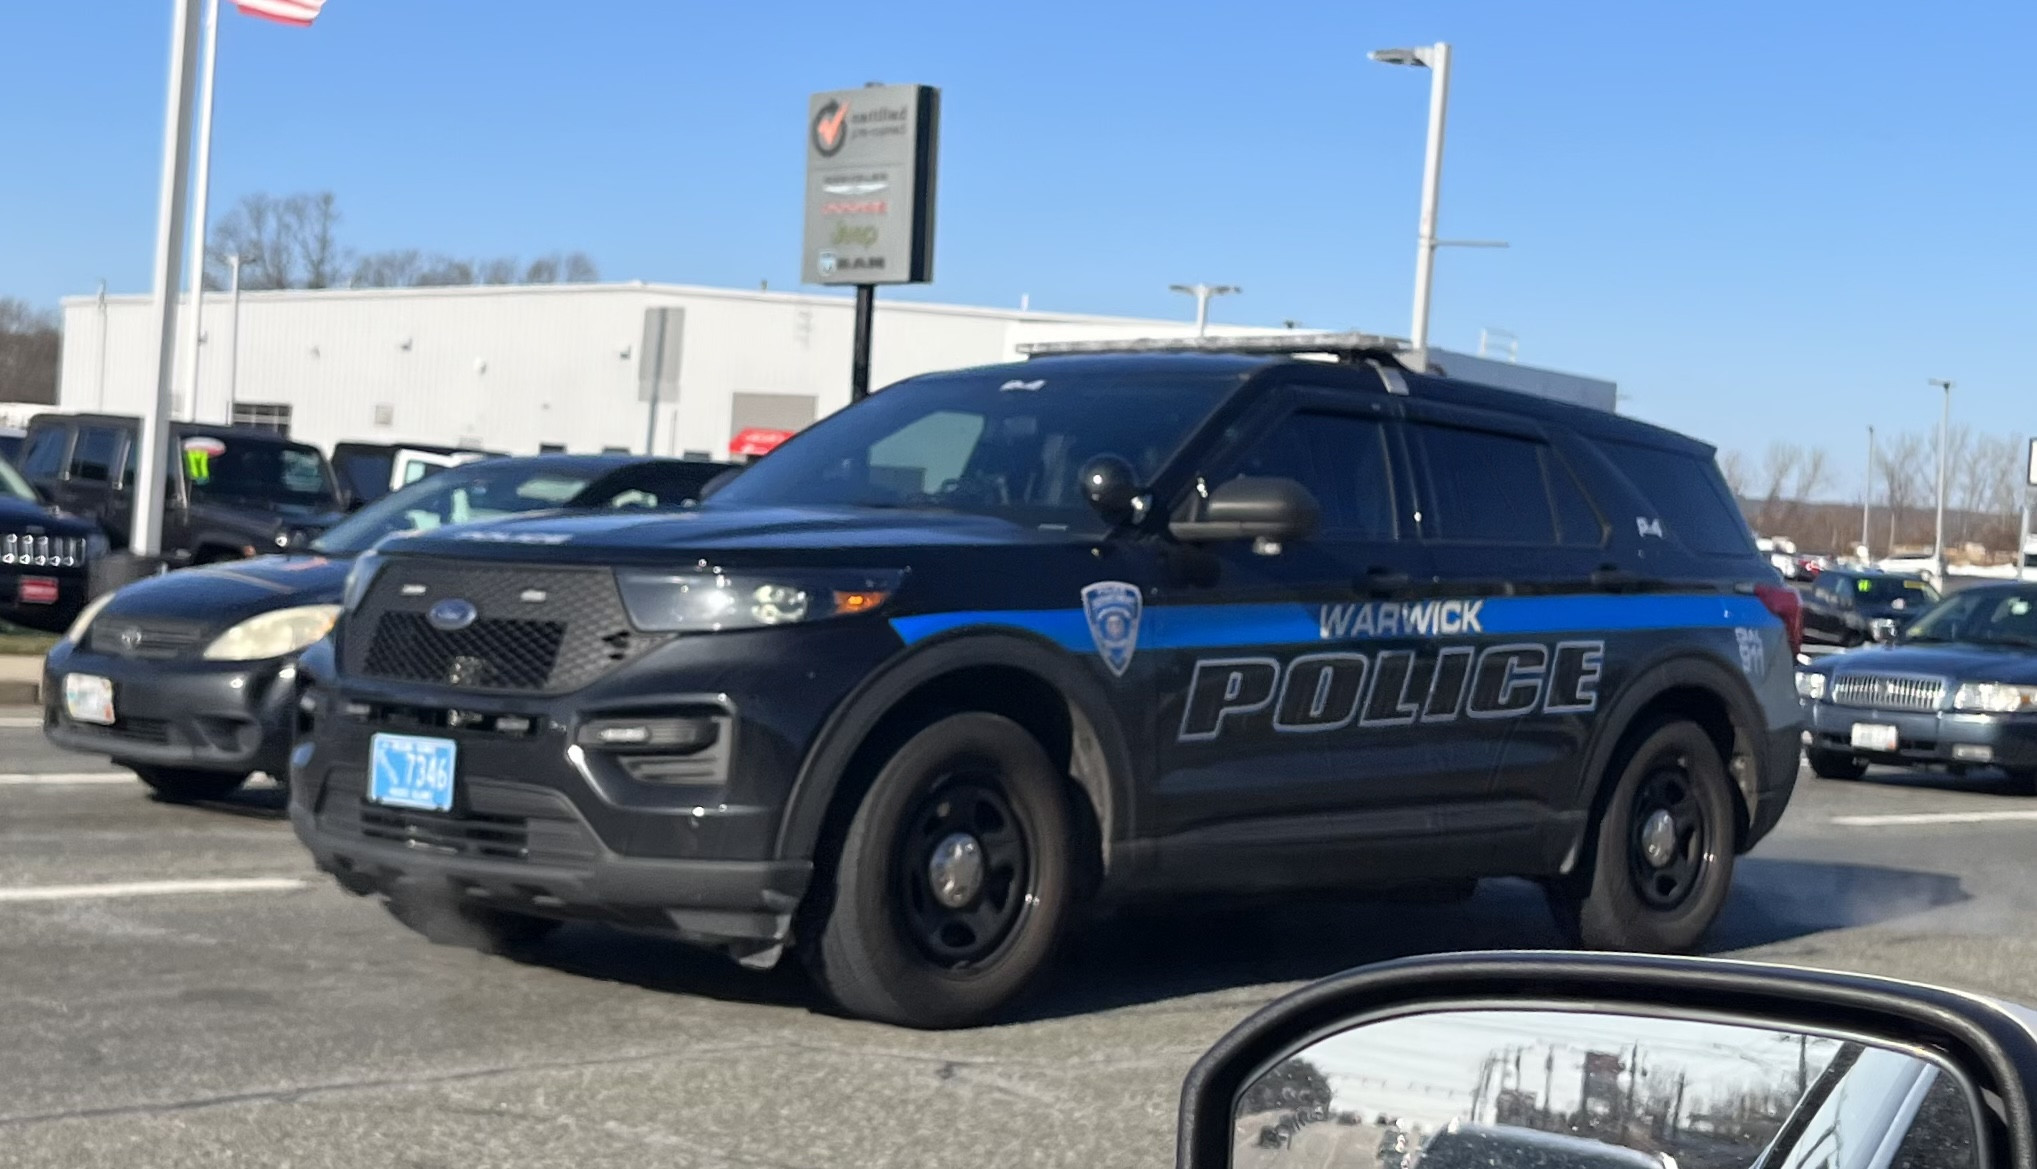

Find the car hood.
[
  {"left": 96, "top": 554, "right": 352, "bottom": 628},
  {"left": 0, "top": 495, "right": 97, "bottom": 536},
  {"left": 190, "top": 501, "right": 345, "bottom": 538},
  {"left": 1826, "top": 642, "right": 2037, "bottom": 684},
  {"left": 383, "top": 504, "right": 1082, "bottom": 565}
]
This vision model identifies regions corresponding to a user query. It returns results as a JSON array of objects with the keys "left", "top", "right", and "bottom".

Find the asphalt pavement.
[{"left": 5, "top": 708, "right": 2037, "bottom": 1168}]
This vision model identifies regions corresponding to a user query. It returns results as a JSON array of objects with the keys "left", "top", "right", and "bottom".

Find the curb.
[{"left": 0, "top": 681, "right": 39, "bottom": 706}]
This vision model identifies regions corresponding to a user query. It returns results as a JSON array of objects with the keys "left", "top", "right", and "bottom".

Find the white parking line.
[
  {"left": 1832, "top": 811, "right": 2037, "bottom": 827},
  {"left": 0, "top": 717, "right": 43, "bottom": 729},
  {"left": 0, "top": 773, "right": 132, "bottom": 786},
  {"left": 0, "top": 877, "right": 306, "bottom": 903}
]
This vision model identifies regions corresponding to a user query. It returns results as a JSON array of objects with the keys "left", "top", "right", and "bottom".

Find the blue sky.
[{"left": 5, "top": 1, "right": 2033, "bottom": 490}]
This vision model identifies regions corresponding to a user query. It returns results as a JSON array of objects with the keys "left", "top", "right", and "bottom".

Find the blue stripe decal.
[{"left": 889, "top": 593, "right": 1777, "bottom": 652}]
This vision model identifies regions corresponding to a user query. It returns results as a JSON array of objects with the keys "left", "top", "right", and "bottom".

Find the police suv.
[{"left": 291, "top": 336, "right": 1804, "bottom": 1029}]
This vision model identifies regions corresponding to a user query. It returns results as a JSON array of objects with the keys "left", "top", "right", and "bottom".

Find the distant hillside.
[{"left": 1739, "top": 496, "right": 2018, "bottom": 560}]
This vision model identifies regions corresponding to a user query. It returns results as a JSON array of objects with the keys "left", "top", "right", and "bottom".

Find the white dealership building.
[{"left": 55, "top": 282, "right": 1616, "bottom": 460}]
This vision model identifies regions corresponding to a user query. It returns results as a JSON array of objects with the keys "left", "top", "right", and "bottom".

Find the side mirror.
[
  {"left": 1171, "top": 476, "right": 1320, "bottom": 544},
  {"left": 1180, "top": 953, "right": 2012, "bottom": 1169},
  {"left": 1870, "top": 617, "right": 1900, "bottom": 643},
  {"left": 1078, "top": 454, "right": 1141, "bottom": 526}
]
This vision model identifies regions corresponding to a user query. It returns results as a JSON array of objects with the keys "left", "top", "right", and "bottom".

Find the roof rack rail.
[{"left": 1015, "top": 330, "right": 1411, "bottom": 365}]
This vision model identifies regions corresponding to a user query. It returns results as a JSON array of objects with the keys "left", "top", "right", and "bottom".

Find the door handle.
[{"left": 1360, "top": 567, "right": 1411, "bottom": 594}]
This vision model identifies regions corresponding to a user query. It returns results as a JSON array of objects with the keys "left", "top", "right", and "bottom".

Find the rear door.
[
  {"left": 18, "top": 423, "right": 73, "bottom": 502},
  {"left": 54, "top": 424, "right": 126, "bottom": 524}
]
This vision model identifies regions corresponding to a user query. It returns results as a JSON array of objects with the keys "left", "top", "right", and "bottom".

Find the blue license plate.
[{"left": 368, "top": 733, "right": 458, "bottom": 812}]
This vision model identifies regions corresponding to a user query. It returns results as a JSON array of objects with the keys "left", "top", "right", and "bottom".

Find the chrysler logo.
[{"left": 426, "top": 598, "right": 478, "bottom": 632}]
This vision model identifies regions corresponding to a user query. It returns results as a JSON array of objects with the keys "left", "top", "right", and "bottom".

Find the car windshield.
[
  {"left": 706, "top": 366, "right": 1246, "bottom": 526},
  {"left": 312, "top": 461, "right": 603, "bottom": 554},
  {"left": 0, "top": 455, "right": 35, "bottom": 503},
  {"left": 180, "top": 435, "right": 338, "bottom": 512},
  {"left": 1848, "top": 576, "right": 1938, "bottom": 604},
  {"left": 1903, "top": 588, "right": 2037, "bottom": 647}
]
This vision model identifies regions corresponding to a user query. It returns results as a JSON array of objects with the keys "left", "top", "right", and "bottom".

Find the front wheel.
[
  {"left": 1807, "top": 748, "right": 1868, "bottom": 781},
  {"left": 1549, "top": 719, "right": 1737, "bottom": 953},
  {"left": 803, "top": 712, "right": 1073, "bottom": 1029},
  {"left": 128, "top": 764, "right": 249, "bottom": 803}
]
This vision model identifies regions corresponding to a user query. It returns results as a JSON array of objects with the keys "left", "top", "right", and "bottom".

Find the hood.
[
  {"left": 97, "top": 554, "right": 351, "bottom": 628},
  {"left": 1824, "top": 641, "right": 2037, "bottom": 685},
  {"left": 384, "top": 504, "right": 1080, "bottom": 565},
  {"left": 190, "top": 500, "right": 345, "bottom": 539},
  {"left": 0, "top": 495, "right": 97, "bottom": 536}
]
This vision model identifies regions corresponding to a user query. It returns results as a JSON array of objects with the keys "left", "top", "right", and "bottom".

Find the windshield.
[
  {"left": 1847, "top": 577, "right": 1938, "bottom": 605},
  {"left": 1903, "top": 588, "right": 2037, "bottom": 647},
  {"left": 180, "top": 436, "right": 338, "bottom": 512},
  {"left": 0, "top": 455, "right": 34, "bottom": 503},
  {"left": 707, "top": 366, "right": 1245, "bottom": 526},
  {"left": 312, "top": 461, "right": 603, "bottom": 554}
]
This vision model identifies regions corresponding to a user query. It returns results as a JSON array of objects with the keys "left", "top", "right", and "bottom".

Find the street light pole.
[
  {"left": 1167, "top": 283, "right": 1240, "bottom": 337},
  {"left": 1370, "top": 42, "right": 1452, "bottom": 362},
  {"left": 1862, "top": 425, "right": 1875, "bottom": 560},
  {"left": 226, "top": 253, "right": 241, "bottom": 424},
  {"left": 1929, "top": 378, "right": 1953, "bottom": 580},
  {"left": 176, "top": 0, "right": 221, "bottom": 425}
]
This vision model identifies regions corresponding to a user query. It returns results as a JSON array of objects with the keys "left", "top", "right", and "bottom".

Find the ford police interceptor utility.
[{"left": 290, "top": 335, "right": 1804, "bottom": 1029}]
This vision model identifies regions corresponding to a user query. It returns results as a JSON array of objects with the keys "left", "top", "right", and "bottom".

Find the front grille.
[
  {"left": 315, "top": 768, "right": 601, "bottom": 865},
  {"left": 1831, "top": 673, "right": 1946, "bottom": 712},
  {"left": 0, "top": 533, "right": 89, "bottom": 568},
  {"left": 344, "top": 562, "right": 664, "bottom": 694},
  {"left": 89, "top": 619, "right": 209, "bottom": 661}
]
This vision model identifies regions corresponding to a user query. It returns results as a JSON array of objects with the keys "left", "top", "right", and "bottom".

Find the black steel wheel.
[
  {"left": 1627, "top": 763, "right": 1711, "bottom": 910},
  {"left": 893, "top": 777, "right": 1032, "bottom": 968}
]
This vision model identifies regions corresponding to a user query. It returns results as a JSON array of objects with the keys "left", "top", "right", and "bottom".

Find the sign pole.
[
  {"left": 2022, "top": 437, "right": 2037, "bottom": 582},
  {"left": 133, "top": 0, "right": 206, "bottom": 560},
  {"left": 851, "top": 285, "right": 874, "bottom": 401}
]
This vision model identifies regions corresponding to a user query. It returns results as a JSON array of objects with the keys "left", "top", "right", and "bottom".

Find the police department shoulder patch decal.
[{"left": 1081, "top": 581, "right": 1143, "bottom": 677}]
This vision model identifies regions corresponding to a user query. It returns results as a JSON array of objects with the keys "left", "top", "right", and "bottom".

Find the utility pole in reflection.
[
  {"left": 1797, "top": 1035, "right": 1809, "bottom": 1097},
  {"left": 1543, "top": 1050, "right": 1555, "bottom": 1129}
]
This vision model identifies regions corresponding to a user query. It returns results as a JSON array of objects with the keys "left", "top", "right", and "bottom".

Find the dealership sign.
[{"left": 802, "top": 84, "right": 939, "bottom": 286}]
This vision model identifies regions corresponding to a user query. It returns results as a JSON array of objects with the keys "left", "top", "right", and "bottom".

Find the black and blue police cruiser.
[{"left": 292, "top": 334, "right": 1805, "bottom": 1029}]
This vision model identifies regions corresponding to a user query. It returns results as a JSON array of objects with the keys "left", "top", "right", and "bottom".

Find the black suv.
[
  {"left": 1801, "top": 568, "right": 1939, "bottom": 648},
  {"left": 19, "top": 414, "right": 345, "bottom": 565},
  {"left": 292, "top": 342, "right": 1803, "bottom": 1028}
]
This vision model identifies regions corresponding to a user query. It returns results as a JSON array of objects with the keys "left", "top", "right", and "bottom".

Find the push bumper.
[
  {"left": 41, "top": 642, "right": 299, "bottom": 776},
  {"left": 1808, "top": 701, "right": 2037, "bottom": 772}
]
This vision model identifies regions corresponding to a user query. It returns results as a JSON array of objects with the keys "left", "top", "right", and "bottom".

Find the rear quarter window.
[{"left": 1595, "top": 438, "right": 1755, "bottom": 556}]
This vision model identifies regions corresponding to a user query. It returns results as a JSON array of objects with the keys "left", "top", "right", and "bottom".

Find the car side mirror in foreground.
[
  {"left": 1871, "top": 617, "right": 1900, "bottom": 643},
  {"left": 1178, "top": 953, "right": 2031, "bottom": 1169},
  {"left": 1170, "top": 476, "right": 1320, "bottom": 544}
]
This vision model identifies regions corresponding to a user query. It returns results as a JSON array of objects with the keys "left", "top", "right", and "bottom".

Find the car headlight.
[
  {"left": 341, "top": 552, "right": 382, "bottom": 612},
  {"left": 201, "top": 604, "right": 343, "bottom": 662},
  {"left": 65, "top": 591, "right": 118, "bottom": 644},
  {"left": 1952, "top": 682, "right": 2037, "bottom": 714},
  {"left": 1795, "top": 672, "right": 1828, "bottom": 701},
  {"left": 616, "top": 569, "right": 901, "bottom": 633}
]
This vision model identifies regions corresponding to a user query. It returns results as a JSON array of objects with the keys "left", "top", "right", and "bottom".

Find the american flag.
[{"left": 233, "top": 0, "right": 327, "bottom": 26}]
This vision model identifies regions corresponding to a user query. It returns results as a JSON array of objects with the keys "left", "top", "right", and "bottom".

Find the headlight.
[
  {"left": 1952, "top": 682, "right": 2037, "bottom": 714},
  {"left": 65, "top": 591, "right": 117, "bottom": 644},
  {"left": 201, "top": 604, "right": 343, "bottom": 662},
  {"left": 1795, "top": 672, "right": 1828, "bottom": 701},
  {"left": 341, "top": 552, "right": 382, "bottom": 612},
  {"left": 616, "top": 569, "right": 901, "bottom": 633}
]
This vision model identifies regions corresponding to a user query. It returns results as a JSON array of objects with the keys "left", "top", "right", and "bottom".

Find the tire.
[
  {"left": 1548, "top": 719, "right": 1737, "bottom": 953},
  {"left": 1807, "top": 748, "right": 1869, "bottom": 781},
  {"left": 803, "top": 712, "right": 1073, "bottom": 1029},
  {"left": 386, "top": 894, "right": 561, "bottom": 956},
  {"left": 129, "top": 764, "right": 249, "bottom": 803}
]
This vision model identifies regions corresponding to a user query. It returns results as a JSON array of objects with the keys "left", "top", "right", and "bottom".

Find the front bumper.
[
  {"left": 1807, "top": 700, "right": 2037, "bottom": 771},
  {"left": 42, "top": 641, "right": 300, "bottom": 776}
]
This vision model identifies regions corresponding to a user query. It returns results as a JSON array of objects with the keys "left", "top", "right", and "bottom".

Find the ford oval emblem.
[{"left": 427, "top": 598, "right": 478, "bottom": 632}]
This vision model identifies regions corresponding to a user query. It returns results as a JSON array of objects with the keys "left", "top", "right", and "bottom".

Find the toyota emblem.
[
  {"left": 426, "top": 598, "right": 479, "bottom": 632},
  {"left": 117, "top": 627, "right": 144, "bottom": 652}
]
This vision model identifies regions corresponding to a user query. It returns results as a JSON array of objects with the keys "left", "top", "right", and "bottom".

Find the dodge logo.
[{"left": 427, "top": 598, "right": 478, "bottom": 632}]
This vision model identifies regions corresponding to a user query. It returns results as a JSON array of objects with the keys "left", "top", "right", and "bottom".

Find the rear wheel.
[
  {"left": 385, "top": 895, "right": 561, "bottom": 956},
  {"left": 1806, "top": 748, "right": 1869, "bottom": 781},
  {"left": 1549, "top": 719, "right": 1737, "bottom": 953},
  {"left": 128, "top": 764, "right": 249, "bottom": 803},
  {"left": 803, "top": 712, "right": 1073, "bottom": 1029}
]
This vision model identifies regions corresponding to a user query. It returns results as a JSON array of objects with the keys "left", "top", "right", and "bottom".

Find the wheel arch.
[{"left": 773, "top": 630, "right": 1137, "bottom": 885}]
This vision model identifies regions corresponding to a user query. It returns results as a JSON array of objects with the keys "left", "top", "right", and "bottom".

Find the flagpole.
[{"left": 178, "top": 0, "right": 221, "bottom": 424}]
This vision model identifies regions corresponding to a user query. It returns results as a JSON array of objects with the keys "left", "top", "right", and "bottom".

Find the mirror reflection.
[{"left": 1234, "top": 1010, "right": 1979, "bottom": 1169}]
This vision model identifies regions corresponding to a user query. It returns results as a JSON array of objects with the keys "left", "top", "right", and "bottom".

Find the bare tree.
[
  {"left": 0, "top": 298, "right": 61, "bottom": 404},
  {"left": 207, "top": 192, "right": 292, "bottom": 290},
  {"left": 563, "top": 251, "right": 599, "bottom": 282},
  {"left": 351, "top": 249, "right": 424, "bottom": 288},
  {"left": 412, "top": 255, "right": 477, "bottom": 287},
  {"left": 1876, "top": 432, "right": 1929, "bottom": 551},
  {"left": 1718, "top": 450, "right": 1750, "bottom": 500},
  {"left": 298, "top": 191, "right": 345, "bottom": 289},
  {"left": 479, "top": 257, "right": 520, "bottom": 286},
  {"left": 522, "top": 255, "right": 561, "bottom": 284}
]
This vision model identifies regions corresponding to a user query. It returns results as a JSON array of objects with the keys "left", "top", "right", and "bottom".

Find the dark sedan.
[
  {"left": 0, "top": 455, "right": 103, "bottom": 633},
  {"left": 44, "top": 453, "right": 733, "bottom": 802},
  {"left": 1798, "top": 582, "right": 2037, "bottom": 784},
  {"left": 1801, "top": 568, "right": 1939, "bottom": 648}
]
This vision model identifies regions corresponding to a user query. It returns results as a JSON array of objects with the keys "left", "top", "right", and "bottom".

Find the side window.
[
  {"left": 1888, "top": 1070, "right": 1979, "bottom": 1169},
  {"left": 68, "top": 427, "right": 121, "bottom": 483},
  {"left": 1215, "top": 411, "right": 1397, "bottom": 540},
  {"left": 1412, "top": 424, "right": 1557, "bottom": 545},
  {"left": 1597, "top": 439, "right": 1755, "bottom": 555},
  {"left": 1548, "top": 451, "right": 1607, "bottom": 548},
  {"left": 21, "top": 427, "right": 68, "bottom": 480}
]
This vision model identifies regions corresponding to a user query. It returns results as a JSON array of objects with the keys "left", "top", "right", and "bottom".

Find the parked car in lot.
[
  {"left": 0, "top": 426, "right": 23, "bottom": 466},
  {"left": 18, "top": 414, "right": 345, "bottom": 565},
  {"left": 1801, "top": 568, "right": 1939, "bottom": 648},
  {"left": 1797, "top": 581, "right": 2037, "bottom": 783},
  {"left": 288, "top": 343, "right": 1803, "bottom": 1029},
  {"left": 44, "top": 453, "right": 734, "bottom": 802},
  {"left": 0, "top": 454, "right": 103, "bottom": 633},
  {"left": 330, "top": 441, "right": 501, "bottom": 508}
]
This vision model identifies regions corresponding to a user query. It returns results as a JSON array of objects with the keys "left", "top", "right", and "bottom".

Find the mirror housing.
[
  {"left": 1078, "top": 454, "right": 1141, "bottom": 526},
  {"left": 1171, "top": 476, "right": 1320, "bottom": 544},
  {"left": 1178, "top": 952, "right": 2037, "bottom": 1169},
  {"left": 1870, "top": 617, "right": 1900, "bottom": 644}
]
